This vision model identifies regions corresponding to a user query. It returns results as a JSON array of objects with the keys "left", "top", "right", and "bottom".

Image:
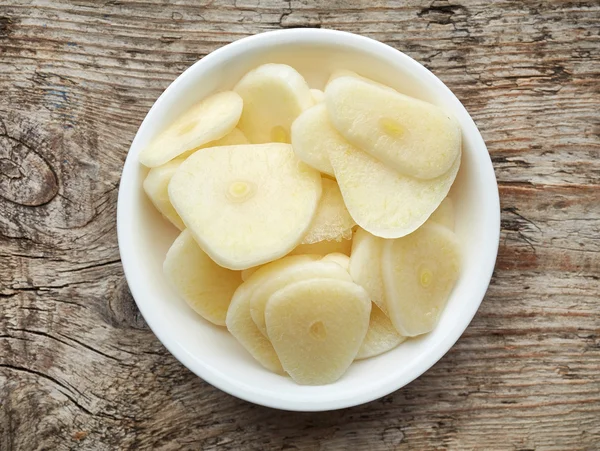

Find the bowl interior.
[{"left": 118, "top": 30, "right": 499, "bottom": 411}]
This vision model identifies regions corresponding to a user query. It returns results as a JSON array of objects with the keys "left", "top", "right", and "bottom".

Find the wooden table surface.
[{"left": 1, "top": 1, "right": 599, "bottom": 449}]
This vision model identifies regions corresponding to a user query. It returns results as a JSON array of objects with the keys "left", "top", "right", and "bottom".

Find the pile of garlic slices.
[{"left": 139, "top": 64, "right": 462, "bottom": 385}]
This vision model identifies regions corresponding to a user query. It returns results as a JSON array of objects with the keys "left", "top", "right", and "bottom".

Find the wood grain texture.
[{"left": 1, "top": 0, "right": 599, "bottom": 449}]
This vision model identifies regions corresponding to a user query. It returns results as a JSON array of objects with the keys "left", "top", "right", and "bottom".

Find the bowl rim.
[{"left": 117, "top": 28, "right": 500, "bottom": 411}]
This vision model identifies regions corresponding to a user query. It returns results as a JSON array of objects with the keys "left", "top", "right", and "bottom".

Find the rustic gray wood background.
[{"left": 1, "top": 0, "right": 599, "bottom": 449}]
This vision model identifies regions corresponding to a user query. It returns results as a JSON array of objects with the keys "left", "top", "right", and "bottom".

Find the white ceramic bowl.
[{"left": 117, "top": 29, "right": 500, "bottom": 411}]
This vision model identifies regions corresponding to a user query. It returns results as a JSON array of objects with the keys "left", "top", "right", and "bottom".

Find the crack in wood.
[{"left": 0, "top": 363, "right": 94, "bottom": 416}]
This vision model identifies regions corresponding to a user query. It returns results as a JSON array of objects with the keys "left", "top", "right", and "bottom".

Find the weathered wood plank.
[{"left": 1, "top": 0, "right": 599, "bottom": 449}]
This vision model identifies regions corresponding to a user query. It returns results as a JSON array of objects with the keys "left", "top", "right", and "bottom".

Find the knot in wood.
[
  {"left": 107, "top": 278, "right": 148, "bottom": 330},
  {"left": 0, "top": 132, "right": 58, "bottom": 206}
]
